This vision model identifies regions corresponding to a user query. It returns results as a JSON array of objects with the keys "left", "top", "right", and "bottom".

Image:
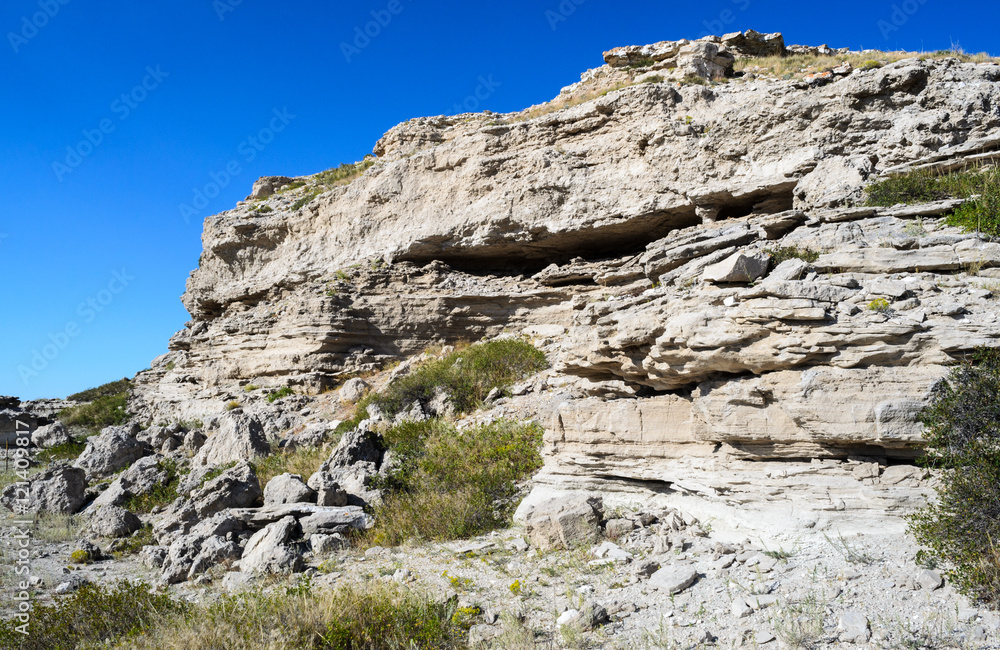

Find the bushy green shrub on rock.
[{"left": 908, "top": 347, "right": 1000, "bottom": 604}]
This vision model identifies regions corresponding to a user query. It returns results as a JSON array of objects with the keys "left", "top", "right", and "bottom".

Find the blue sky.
[{"left": 1, "top": 0, "right": 997, "bottom": 400}]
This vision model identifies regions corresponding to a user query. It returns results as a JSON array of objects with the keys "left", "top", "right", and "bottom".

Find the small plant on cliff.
[
  {"left": 267, "top": 386, "right": 296, "bottom": 403},
  {"left": 908, "top": 347, "right": 1000, "bottom": 604},
  {"left": 867, "top": 298, "right": 892, "bottom": 313},
  {"left": 764, "top": 245, "right": 820, "bottom": 266}
]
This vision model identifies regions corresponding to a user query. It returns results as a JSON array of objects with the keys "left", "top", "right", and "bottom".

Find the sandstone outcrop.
[{"left": 128, "top": 32, "right": 1000, "bottom": 537}]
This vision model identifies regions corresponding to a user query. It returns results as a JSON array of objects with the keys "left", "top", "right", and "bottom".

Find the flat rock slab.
[
  {"left": 227, "top": 504, "right": 372, "bottom": 531},
  {"left": 649, "top": 565, "right": 698, "bottom": 594}
]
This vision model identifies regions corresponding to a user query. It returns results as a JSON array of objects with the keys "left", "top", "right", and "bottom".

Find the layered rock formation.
[{"left": 132, "top": 31, "right": 1000, "bottom": 535}]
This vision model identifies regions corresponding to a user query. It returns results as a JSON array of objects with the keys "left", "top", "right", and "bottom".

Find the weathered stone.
[
  {"left": 74, "top": 424, "right": 151, "bottom": 479},
  {"left": 701, "top": 250, "right": 770, "bottom": 283},
  {"left": 263, "top": 473, "right": 316, "bottom": 506},
  {"left": 838, "top": 611, "right": 871, "bottom": 644},
  {"left": 31, "top": 422, "right": 72, "bottom": 449},
  {"left": 91, "top": 455, "right": 171, "bottom": 509},
  {"left": 192, "top": 412, "right": 270, "bottom": 468},
  {"left": 1, "top": 464, "right": 87, "bottom": 514},
  {"left": 339, "top": 378, "right": 369, "bottom": 403},
  {"left": 515, "top": 493, "right": 604, "bottom": 551},
  {"left": 649, "top": 565, "right": 699, "bottom": 594},
  {"left": 240, "top": 515, "right": 304, "bottom": 575},
  {"left": 87, "top": 505, "right": 141, "bottom": 538}
]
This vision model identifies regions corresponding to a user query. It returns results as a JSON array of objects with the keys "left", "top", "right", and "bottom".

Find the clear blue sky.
[{"left": 1, "top": 0, "right": 997, "bottom": 400}]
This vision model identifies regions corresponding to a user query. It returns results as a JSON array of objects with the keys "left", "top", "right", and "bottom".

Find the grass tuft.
[
  {"left": 365, "top": 418, "right": 543, "bottom": 546},
  {"left": 369, "top": 338, "right": 547, "bottom": 420}
]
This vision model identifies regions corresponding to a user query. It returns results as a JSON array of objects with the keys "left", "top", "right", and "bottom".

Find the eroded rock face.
[{"left": 129, "top": 33, "right": 1000, "bottom": 535}]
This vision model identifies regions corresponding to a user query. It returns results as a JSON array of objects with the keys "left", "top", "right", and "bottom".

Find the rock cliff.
[{"left": 133, "top": 31, "right": 1000, "bottom": 536}]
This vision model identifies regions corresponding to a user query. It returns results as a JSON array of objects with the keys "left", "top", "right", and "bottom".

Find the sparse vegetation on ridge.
[
  {"left": 764, "top": 245, "right": 820, "bottom": 265},
  {"left": 865, "top": 166, "right": 1000, "bottom": 237},
  {"left": 736, "top": 49, "right": 999, "bottom": 79},
  {"left": 58, "top": 379, "right": 132, "bottom": 435}
]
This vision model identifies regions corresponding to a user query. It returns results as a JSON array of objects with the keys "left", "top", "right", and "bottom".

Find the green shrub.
[
  {"left": 865, "top": 167, "right": 1000, "bottom": 237},
  {"left": 123, "top": 459, "right": 181, "bottom": 513},
  {"left": 946, "top": 168, "right": 1000, "bottom": 238},
  {"left": 867, "top": 298, "right": 892, "bottom": 313},
  {"left": 860, "top": 59, "right": 882, "bottom": 70},
  {"left": 908, "top": 348, "right": 1000, "bottom": 604},
  {"left": 370, "top": 339, "right": 547, "bottom": 419},
  {"left": 225, "top": 400, "right": 240, "bottom": 411},
  {"left": 765, "top": 245, "right": 820, "bottom": 265},
  {"left": 36, "top": 439, "right": 88, "bottom": 463},
  {"left": 69, "top": 549, "right": 93, "bottom": 564},
  {"left": 66, "top": 378, "right": 131, "bottom": 402},
  {"left": 198, "top": 461, "right": 238, "bottom": 490},
  {"left": 367, "top": 418, "right": 544, "bottom": 546},
  {"left": 267, "top": 386, "right": 296, "bottom": 403},
  {"left": 624, "top": 56, "right": 656, "bottom": 69},
  {"left": 640, "top": 75, "right": 665, "bottom": 84},
  {"left": 0, "top": 581, "right": 185, "bottom": 650},
  {"left": 291, "top": 189, "right": 322, "bottom": 211},
  {"left": 58, "top": 391, "right": 130, "bottom": 435}
]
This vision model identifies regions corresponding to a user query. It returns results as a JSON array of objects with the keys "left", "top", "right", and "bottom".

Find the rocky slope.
[{"left": 8, "top": 29, "right": 1000, "bottom": 649}]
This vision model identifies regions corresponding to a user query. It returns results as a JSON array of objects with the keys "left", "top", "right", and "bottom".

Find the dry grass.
[
  {"left": 737, "top": 50, "right": 999, "bottom": 79},
  {"left": 118, "top": 581, "right": 468, "bottom": 650},
  {"left": 253, "top": 444, "right": 330, "bottom": 488}
]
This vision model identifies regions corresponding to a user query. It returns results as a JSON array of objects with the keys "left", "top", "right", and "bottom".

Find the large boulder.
[
  {"left": 339, "top": 378, "right": 369, "bottom": 403},
  {"left": 307, "top": 471, "right": 348, "bottom": 507},
  {"left": 263, "top": 473, "right": 316, "bottom": 506},
  {"left": 516, "top": 493, "right": 604, "bottom": 551},
  {"left": 701, "top": 250, "right": 770, "bottom": 283},
  {"left": 153, "top": 460, "right": 262, "bottom": 546},
  {"left": 91, "top": 455, "right": 172, "bottom": 509},
  {"left": 191, "top": 460, "right": 263, "bottom": 518},
  {"left": 1, "top": 464, "right": 87, "bottom": 514},
  {"left": 31, "top": 422, "right": 72, "bottom": 449},
  {"left": 160, "top": 511, "right": 247, "bottom": 583},
  {"left": 87, "top": 505, "right": 142, "bottom": 538},
  {"left": 193, "top": 412, "right": 270, "bottom": 468},
  {"left": 74, "top": 424, "right": 151, "bottom": 479},
  {"left": 240, "top": 515, "right": 304, "bottom": 575},
  {"left": 308, "top": 423, "right": 386, "bottom": 507},
  {"left": 720, "top": 29, "right": 785, "bottom": 58}
]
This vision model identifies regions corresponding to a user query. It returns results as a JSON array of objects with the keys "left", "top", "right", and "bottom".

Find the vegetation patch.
[
  {"left": 123, "top": 459, "right": 181, "bottom": 513},
  {"left": 253, "top": 444, "right": 328, "bottom": 488},
  {"left": 867, "top": 298, "right": 892, "bottom": 313},
  {"left": 0, "top": 580, "right": 185, "bottom": 650},
  {"left": 267, "top": 386, "right": 296, "bottom": 403},
  {"left": 116, "top": 581, "right": 466, "bottom": 650},
  {"left": 908, "top": 347, "right": 1000, "bottom": 604},
  {"left": 58, "top": 382, "right": 131, "bottom": 436},
  {"left": 366, "top": 418, "right": 544, "bottom": 546},
  {"left": 864, "top": 166, "right": 1000, "bottom": 237},
  {"left": 36, "top": 438, "right": 88, "bottom": 463},
  {"left": 67, "top": 378, "right": 131, "bottom": 403},
  {"left": 368, "top": 338, "right": 548, "bottom": 420},
  {"left": 764, "top": 245, "right": 820, "bottom": 265}
]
